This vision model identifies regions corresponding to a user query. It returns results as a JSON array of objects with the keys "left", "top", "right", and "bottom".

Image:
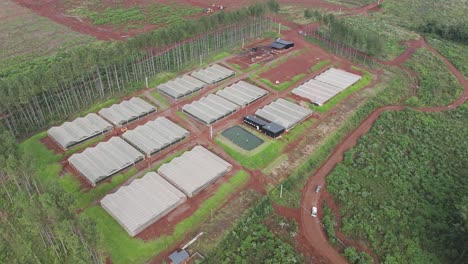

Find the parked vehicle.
[
  {"left": 315, "top": 185, "right": 322, "bottom": 193},
  {"left": 311, "top": 206, "right": 317, "bottom": 217}
]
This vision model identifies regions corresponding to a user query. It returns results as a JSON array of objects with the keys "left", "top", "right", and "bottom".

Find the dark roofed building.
[
  {"left": 261, "top": 122, "right": 285, "bottom": 138},
  {"left": 243, "top": 115, "right": 268, "bottom": 130},
  {"left": 169, "top": 249, "right": 190, "bottom": 264},
  {"left": 270, "top": 38, "right": 294, "bottom": 50}
]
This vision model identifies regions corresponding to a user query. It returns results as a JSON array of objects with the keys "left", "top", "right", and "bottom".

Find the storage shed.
[
  {"left": 182, "top": 94, "right": 239, "bottom": 125},
  {"left": 255, "top": 98, "right": 312, "bottom": 130},
  {"left": 157, "top": 75, "right": 206, "bottom": 99},
  {"left": 158, "top": 146, "right": 232, "bottom": 197},
  {"left": 261, "top": 122, "right": 285, "bottom": 138},
  {"left": 190, "top": 64, "right": 235, "bottom": 84},
  {"left": 270, "top": 38, "right": 294, "bottom": 50},
  {"left": 99, "top": 97, "right": 156, "bottom": 126},
  {"left": 101, "top": 172, "right": 187, "bottom": 237},
  {"left": 48, "top": 113, "right": 113, "bottom": 150},
  {"left": 68, "top": 137, "right": 144, "bottom": 186},
  {"left": 243, "top": 115, "right": 268, "bottom": 130},
  {"left": 122, "top": 117, "right": 189, "bottom": 156}
]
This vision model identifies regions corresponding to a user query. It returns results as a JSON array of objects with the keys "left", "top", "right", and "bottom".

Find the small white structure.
[{"left": 101, "top": 172, "right": 187, "bottom": 237}]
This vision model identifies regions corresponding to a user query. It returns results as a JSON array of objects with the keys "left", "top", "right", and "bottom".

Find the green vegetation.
[
  {"left": 380, "top": 0, "right": 467, "bottom": 44},
  {"left": 311, "top": 59, "right": 331, "bottom": 72},
  {"left": 327, "top": 106, "right": 468, "bottom": 263},
  {"left": 148, "top": 72, "right": 176, "bottom": 88},
  {"left": 271, "top": 69, "right": 413, "bottom": 207},
  {"left": 69, "top": 3, "right": 202, "bottom": 29},
  {"left": 149, "top": 91, "right": 170, "bottom": 108},
  {"left": 340, "top": 15, "right": 419, "bottom": 60},
  {"left": 310, "top": 67, "right": 372, "bottom": 113},
  {"left": 217, "top": 120, "right": 315, "bottom": 170},
  {"left": 405, "top": 48, "right": 463, "bottom": 107},
  {"left": 150, "top": 150, "right": 185, "bottom": 172},
  {"left": 203, "top": 197, "right": 303, "bottom": 263},
  {"left": 0, "top": 131, "right": 100, "bottom": 263},
  {"left": 322, "top": 202, "right": 338, "bottom": 246},
  {"left": 84, "top": 170, "right": 250, "bottom": 264},
  {"left": 427, "top": 38, "right": 468, "bottom": 77},
  {"left": 176, "top": 111, "right": 188, "bottom": 121},
  {"left": 343, "top": 247, "right": 373, "bottom": 264},
  {"left": 307, "top": 11, "right": 384, "bottom": 56}
]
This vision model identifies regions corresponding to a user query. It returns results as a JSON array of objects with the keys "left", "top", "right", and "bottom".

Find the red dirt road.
[{"left": 299, "top": 33, "right": 467, "bottom": 264}]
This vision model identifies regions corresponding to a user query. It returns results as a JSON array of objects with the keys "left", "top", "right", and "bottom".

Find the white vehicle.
[{"left": 311, "top": 206, "right": 318, "bottom": 217}]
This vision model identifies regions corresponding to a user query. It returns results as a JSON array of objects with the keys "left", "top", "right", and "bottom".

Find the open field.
[{"left": 0, "top": 0, "right": 94, "bottom": 68}]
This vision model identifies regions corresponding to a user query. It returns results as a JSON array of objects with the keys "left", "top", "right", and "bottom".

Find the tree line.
[
  {"left": 0, "top": 1, "right": 279, "bottom": 138},
  {"left": 419, "top": 20, "right": 468, "bottom": 44},
  {"left": 304, "top": 10, "right": 384, "bottom": 56},
  {"left": 0, "top": 131, "right": 101, "bottom": 263}
]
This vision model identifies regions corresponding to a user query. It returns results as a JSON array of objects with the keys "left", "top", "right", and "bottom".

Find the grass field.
[
  {"left": 83, "top": 170, "right": 250, "bottom": 264},
  {"left": 0, "top": 0, "right": 94, "bottom": 69}
]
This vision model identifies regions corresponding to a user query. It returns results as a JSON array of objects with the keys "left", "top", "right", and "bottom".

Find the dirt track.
[{"left": 299, "top": 27, "right": 467, "bottom": 264}]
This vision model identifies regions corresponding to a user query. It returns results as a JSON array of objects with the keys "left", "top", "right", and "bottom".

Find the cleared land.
[{"left": 0, "top": 0, "right": 94, "bottom": 68}]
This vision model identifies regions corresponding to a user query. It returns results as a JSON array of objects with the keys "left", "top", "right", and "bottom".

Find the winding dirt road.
[{"left": 299, "top": 29, "right": 467, "bottom": 264}]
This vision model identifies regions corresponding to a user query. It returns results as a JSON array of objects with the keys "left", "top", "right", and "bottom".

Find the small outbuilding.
[
  {"left": 169, "top": 249, "right": 190, "bottom": 264},
  {"left": 261, "top": 122, "right": 285, "bottom": 138},
  {"left": 243, "top": 115, "right": 268, "bottom": 130},
  {"left": 270, "top": 38, "right": 294, "bottom": 50}
]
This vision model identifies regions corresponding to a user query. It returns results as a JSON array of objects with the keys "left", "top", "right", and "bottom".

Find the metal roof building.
[
  {"left": 98, "top": 97, "right": 156, "bottom": 126},
  {"left": 314, "top": 68, "right": 361, "bottom": 89},
  {"left": 190, "top": 64, "right": 235, "bottom": 84},
  {"left": 255, "top": 98, "right": 312, "bottom": 130},
  {"left": 68, "top": 137, "right": 144, "bottom": 186},
  {"left": 47, "top": 113, "right": 113, "bottom": 150},
  {"left": 122, "top": 117, "right": 189, "bottom": 156},
  {"left": 182, "top": 94, "right": 239, "bottom": 125},
  {"left": 292, "top": 68, "right": 362, "bottom": 106},
  {"left": 101, "top": 172, "right": 186, "bottom": 237},
  {"left": 216, "top": 81, "right": 268, "bottom": 107},
  {"left": 158, "top": 146, "right": 232, "bottom": 197},
  {"left": 157, "top": 75, "right": 206, "bottom": 99}
]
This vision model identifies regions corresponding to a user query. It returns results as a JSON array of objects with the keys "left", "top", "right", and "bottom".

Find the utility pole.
[
  {"left": 210, "top": 126, "right": 213, "bottom": 139},
  {"left": 278, "top": 23, "right": 281, "bottom": 35},
  {"left": 145, "top": 77, "right": 149, "bottom": 89},
  {"left": 280, "top": 184, "right": 283, "bottom": 198}
]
